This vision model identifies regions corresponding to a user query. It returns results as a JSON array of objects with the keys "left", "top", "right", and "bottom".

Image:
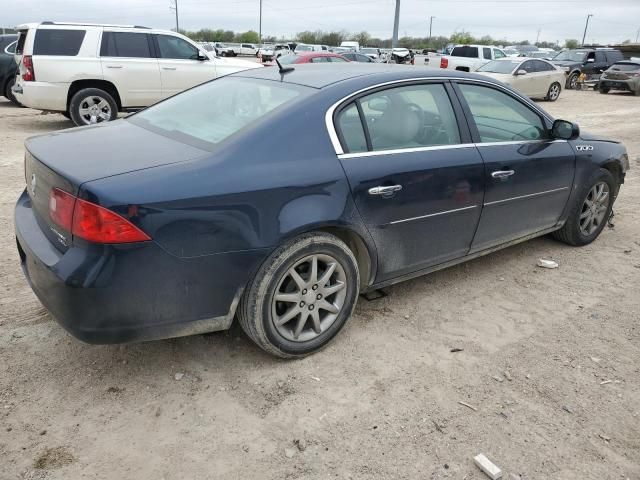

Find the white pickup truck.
[
  {"left": 227, "top": 43, "right": 258, "bottom": 56},
  {"left": 437, "top": 44, "right": 507, "bottom": 72}
]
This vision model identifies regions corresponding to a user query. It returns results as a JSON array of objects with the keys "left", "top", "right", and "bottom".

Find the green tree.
[
  {"left": 236, "top": 30, "right": 259, "bottom": 44},
  {"left": 450, "top": 30, "right": 475, "bottom": 45},
  {"left": 351, "top": 31, "right": 371, "bottom": 47},
  {"left": 296, "top": 31, "right": 318, "bottom": 44},
  {"left": 565, "top": 38, "right": 579, "bottom": 49},
  {"left": 222, "top": 30, "right": 235, "bottom": 42}
]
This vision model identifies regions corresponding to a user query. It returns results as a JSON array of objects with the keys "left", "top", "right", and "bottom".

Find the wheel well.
[
  {"left": 602, "top": 161, "right": 624, "bottom": 191},
  {"left": 67, "top": 80, "right": 122, "bottom": 112},
  {"left": 455, "top": 66, "right": 470, "bottom": 72},
  {"left": 316, "top": 227, "right": 374, "bottom": 289}
]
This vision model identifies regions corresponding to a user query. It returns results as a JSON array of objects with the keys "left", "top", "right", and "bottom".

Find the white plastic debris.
[
  {"left": 537, "top": 259, "right": 559, "bottom": 269},
  {"left": 474, "top": 453, "right": 503, "bottom": 479}
]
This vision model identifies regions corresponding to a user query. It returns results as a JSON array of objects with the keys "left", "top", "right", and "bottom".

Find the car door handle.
[
  {"left": 368, "top": 185, "right": 403, "bottom": 196},
  {"left": 106, "top": 65, "right": 123, "bottom": 69},
  {"left": 162, "top": 66, "right": 177, "bottom": 70},
  {"left": 491, "top": 170, "right": 515, "bottom": 179}
]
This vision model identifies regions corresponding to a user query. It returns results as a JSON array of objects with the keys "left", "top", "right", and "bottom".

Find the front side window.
[
  {"left": 457, "top": 83, "right": 547, "bottom": 143},
  {"left": 156, "top": 35, "right": 199, "bottom": 60},
  {"left": 493, "top": 49, "right": 506, "bottom": 59},
  {"left": 520, "top": 60, "right": 537, "bottom": 73},
  {"left": 33, "top": 29, "right": 85, "bottom": 56},
  {"left": 130, "top": 77, "right": 306, "bottom": 150},
  {"left": 101, "top": 32, "right": 151, "bottom": 58},
  {"left": 355, "top": 83, "right": 460, "bottom": 152}
]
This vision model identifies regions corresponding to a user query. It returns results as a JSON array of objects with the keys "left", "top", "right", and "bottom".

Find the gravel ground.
[{"left": 0, "top": 89, "right": 639, "bottom": 480}]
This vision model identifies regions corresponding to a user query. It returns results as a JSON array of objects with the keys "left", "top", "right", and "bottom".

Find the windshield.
[
  {"left": 553, "top": 50, "right": 586, "bottom": 62},
  {"left": 130, "top": 77, "right": 306, "bottom": 150},
  {"left": 477, "top": 60, "right": 521, "bottom": 73},
  {"left": 296, "top": 44, "right": 313, "bottom": 52},
  {"left": 609, "top": 62, "right": 640, "bottom": 72}
]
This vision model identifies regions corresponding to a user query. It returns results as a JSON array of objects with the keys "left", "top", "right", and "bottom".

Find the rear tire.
[
  {"left": 5, "top": 77, "right": 21, "bottom": 106},
  {"left": 69, "top": 88, "right": 118, "bottom": 127},
  {"left": 238, "top": 232, "right": 360, "bottom": 358},
  {"left": 546, "top": 82, "right": 561, "bottom": 101},
  {"left": 552, "top": 168, "right": 617, "bottom": 246}
]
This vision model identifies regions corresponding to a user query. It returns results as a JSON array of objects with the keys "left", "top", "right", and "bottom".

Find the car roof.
[{"left": 235, "top": 63, "right": 501, "bottom": 89}]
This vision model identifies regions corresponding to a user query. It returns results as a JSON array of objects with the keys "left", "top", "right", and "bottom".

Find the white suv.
[{"left": 13, "top": 22, "right": 261, "bottom": 126}]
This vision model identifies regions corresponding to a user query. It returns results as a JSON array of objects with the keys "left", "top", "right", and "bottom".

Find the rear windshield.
[
  {"left": 296, "top": 44, "right": 313, "bottom": 52},
  {"left": 129, "top": 77, "right": 308, "bottom": 150},
  {"left": 278, "top": 54, "right": 298, "bottom": 64},
  {"left": 34, "top": 29, "right": 85, "bottom": 56},
  {"left": 477, "top": 60, "right": 520, "bottom": 73},
  {"left": 609, "top": 62, "right": 640, "bottom": 71},
  {"left": 451, "top": 46, "right": 479, "bottom": 58}
]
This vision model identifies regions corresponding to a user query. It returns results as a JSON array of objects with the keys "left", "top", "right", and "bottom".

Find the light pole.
[
  {"left": 259, "top": 0, "right": 263, "bottom": 46},
  {"left": 581, "top": 14, "right": 593, "bottom": 47},
  {"left": 429, "top": 16, "right": 435, "bottom": 40},
  {"left": 636, "top": 27, "right": 639, "bottom": 43},
  {"left": 169, "top": 0, "right": 179, "bottom": 32},
  {"left": 392, "top": 0, "right": 400, "bottom": 48}
]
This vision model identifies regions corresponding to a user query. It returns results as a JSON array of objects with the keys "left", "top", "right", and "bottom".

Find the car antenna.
[{"left": 275, "top": 56, "right": 295, "bottom": 75}]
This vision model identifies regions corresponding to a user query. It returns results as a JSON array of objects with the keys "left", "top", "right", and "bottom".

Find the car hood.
[
  {"left": 25, "top": 119, "right": 210, "bottom": 186},
  {"left": 552, "top": 60, "right": 580, "bottom": 68},
  {"left": 214, "top": 56, "right": 262, "bottom": 69},
  {"left": 579, "top": 131, "right": 620, "bottom": 144}
]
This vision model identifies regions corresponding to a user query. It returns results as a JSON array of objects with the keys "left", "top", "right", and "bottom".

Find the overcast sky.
[{"left": 3, "top": 0, "right": 639, "bottom": 44}]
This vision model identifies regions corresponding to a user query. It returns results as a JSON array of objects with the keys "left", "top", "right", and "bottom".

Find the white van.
[
  {"left": 340, "top": 41, "right": 360, "bottom": 52},
  {"left": 12, "top": 22, "right": 261, "bottom": 125}
]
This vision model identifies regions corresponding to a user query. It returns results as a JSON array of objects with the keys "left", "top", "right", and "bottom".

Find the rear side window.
[
  {"left": 605, "top": 51, "right": 623, "bottom": 63},
  {"left": 33, "top": 29, "right": 85, "bottom": 56},
  {"left": 452, "top": 46, "right": 479, "bottom": 58},
  {"left": 101, "top": 32, "right": 152, "bottom": 58},
  {"left": 336, "top": 104, "right": 367, "bottom": 153},
  {"left": 533, "top": 60, "right": 554, "bottom": 71}
]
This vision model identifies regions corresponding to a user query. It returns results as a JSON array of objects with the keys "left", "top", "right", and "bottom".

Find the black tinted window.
[
  {"left": 483, "top": 47, "right": 491, "bottom": 60},
  {"left": 33, "top": 29, "right": 85, "bottom": 56},
  {"left": 101, "top": 32, "right": 151, "bottom": 58},
  {"left": 533, "top": 60, "right": 554, "bottom": 71},
  {"left": 156, "top": 35, "right": 199, "bottom": 60},
  {"left": 595, "top": 51, "right": 606, "bottom": 63},
  {"left": 521, "top": 60, "right": 537, "bottom": 73},
  {"left": 5, "top": 41, "right": 17, "bottom": 54},
  {"left": 16, "top": 32, "right": 27, "bottom": 55},
  {"left": 605, "top": 51, "right": 623, "bottom": 63},
  {"left": 452, "top": 46, "right": 479, "bottom": 58}
]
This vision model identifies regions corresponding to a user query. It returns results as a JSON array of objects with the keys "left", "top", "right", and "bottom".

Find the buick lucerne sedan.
[{"left": 15, "top": 65, "right": 629, "bottom": 357}]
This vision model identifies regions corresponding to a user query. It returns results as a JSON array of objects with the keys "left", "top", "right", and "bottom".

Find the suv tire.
[
  {"left": 552, "top": 168, "right": 617, "bottom": 246},
  {"left": 238, "top": 232, "right": 360, "bottom": 358},
  {"left": 69, "top": 88, "right": 118, "bottom": 126},
  {"left": 567, "top": 72, "right": 580, "bottom": 90}
]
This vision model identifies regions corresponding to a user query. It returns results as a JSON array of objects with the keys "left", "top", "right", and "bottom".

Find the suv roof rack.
[{"left": 40, "top": 21, "right": 150, "bottom": 29}]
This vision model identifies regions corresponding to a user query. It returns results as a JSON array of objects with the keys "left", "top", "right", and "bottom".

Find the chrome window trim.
[
  {"left": 325, "top": 76, "right": 555, "bottom": 156},
  {"left": 483, "top": 186, "right": 569, "bottom": 206},
  {"left": 387, "top": 205, "right": 478, "bottom": 225}
]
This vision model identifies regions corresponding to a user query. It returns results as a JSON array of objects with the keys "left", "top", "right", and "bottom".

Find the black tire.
[
  {"left": 238, "top": 232, "right": 360, "bottom": 358},
  {"left": 69, "top": 87, "right": 118, "bottom": 127},
  {"left": 552, "top": 168, "right": 617, "bottom": 246},
  {"left": 599, "top": 87, "right": 610, "bottom": 94},
  {"left": 221, "top": 52, "right": 226, "bottom": 57},
  {"left": 5, "top": 77, "right": 21, "bottom": 106},
  {"left": 545, "top": 82, "right": 561, "bottom": 101},
  {"left": 567, "top": 72, "right": 579, "bottom": 90}
]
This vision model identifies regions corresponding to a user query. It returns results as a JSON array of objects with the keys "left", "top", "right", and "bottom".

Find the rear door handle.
[
  {"left": 491, "top": 170, "right": 515, "bottom": 179},
  {"left": 106, "top": 65, "right": 123, "bottom": 69},
  {"left": 368, "top": 185, "right": 403, "bottom": 196},
  {"left": 162, "top": 66, "right": 177, "bottom": 70}
]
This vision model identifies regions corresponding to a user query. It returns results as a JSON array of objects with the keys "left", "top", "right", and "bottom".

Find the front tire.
[
  {"left": 546, "top": 82, "right": 561, "bottom": 101},
  {"left": 69, "top": 88, "right": 118, "bottom": 126},
  {"left": 238, "top": 233, "right": 360, "bottom": 358},
  {"left": 567, "top": 72, "right": 579, "bottom": 90},
  {"left": 552, "top": 168, "right": 617, "bottom": 246}
]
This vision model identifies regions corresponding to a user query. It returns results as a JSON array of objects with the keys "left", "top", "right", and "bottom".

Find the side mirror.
[
  {"left": 197, "top": 52, "right": 208, "bottom": 61},
  {"left": 515, "top": 69, "right": 527, "bottom": 76},
  {"left": 551, "top": 119, "right": 579, "bottom": 140}
]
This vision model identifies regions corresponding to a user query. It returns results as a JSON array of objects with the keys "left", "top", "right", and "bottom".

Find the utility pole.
[
  {"left": 392, "top": 0, "right": 400, "bottom": 48},
  {"left": 169, "top": 0, "right": 179, "bottom": 32},
  {"left": 536, "top": 29, "right": 541, "bottom": 45},
  {"left": 581, "top": 14, "right": 593, "bottom": 47},
  {"left": 429, "top": 16, "right": 435, "bottom": 40},
  {"left": 259, "top": 0, "right": 263, "bottom": 46},
  {"left": 636, "top": 27, "right": 639, "bottom": 43}
]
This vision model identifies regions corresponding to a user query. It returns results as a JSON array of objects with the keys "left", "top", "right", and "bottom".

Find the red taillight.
[
  {"left": 440, "top": 57, "right": 448, "bottom": 69},
  {"left": 49, "top": 188, "right": 150, "bottom": 244},
  {"left": 22, "top": 55, "right": 35, "bottom": 82},
  {"left": 49, "top": 188, "right": 76, "bottom": 231}
]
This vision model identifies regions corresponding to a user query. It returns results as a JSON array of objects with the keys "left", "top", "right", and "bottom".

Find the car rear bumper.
[
  {"left": 13, "top": 80, "right": 69, "bottom": 112},
  {"left": 600, "top": 79, "right": 639, "bottom": 92},
  {"left": 15, "top": 189, "right": 268, "bottom": 344}
]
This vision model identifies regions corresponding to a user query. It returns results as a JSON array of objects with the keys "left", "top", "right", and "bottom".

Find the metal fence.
[{"left": 1, "top": 28, "right": 17, "bottom": 35}]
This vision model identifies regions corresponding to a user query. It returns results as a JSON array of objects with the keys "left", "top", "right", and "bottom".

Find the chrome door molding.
[
  {"left": 325, "top": 76, "right": 556, "bottom": 156},
  {"left": 386, "top": 205, "right": 478, "bottom": 225},
  {"left": 483, "top": 186, "right": 570, "bottom": 207}
]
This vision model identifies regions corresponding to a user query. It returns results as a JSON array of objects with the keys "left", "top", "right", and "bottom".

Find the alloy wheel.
[
  {"left": 271, "top": 254, "right": 347, "bottom": 342},
  {"left": 579, "top": 182, "right": 610, "bottom": 236},
  {"left": 77, "top": 95, "right": 112, "bottom": 125},
  {"left": 548, "top": 83, "right": 560, "bottom": 100}
]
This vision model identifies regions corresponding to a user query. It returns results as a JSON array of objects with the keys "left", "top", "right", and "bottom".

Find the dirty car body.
[{"left": 15, "top": 65, "right": 629, "bottom": 349}]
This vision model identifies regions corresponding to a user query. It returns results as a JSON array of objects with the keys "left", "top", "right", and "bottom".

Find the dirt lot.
[{"left": 0, "top": 89, "right": 639, "bottom": 480}]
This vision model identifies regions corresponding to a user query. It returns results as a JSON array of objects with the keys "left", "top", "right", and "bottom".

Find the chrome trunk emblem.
[{"left": 30, "top": 173, "right": 37, "bottom": 197}]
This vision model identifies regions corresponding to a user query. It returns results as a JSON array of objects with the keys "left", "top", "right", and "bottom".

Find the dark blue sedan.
[{"left": 15, "top": 64, "right": 629, "bottom": 357}]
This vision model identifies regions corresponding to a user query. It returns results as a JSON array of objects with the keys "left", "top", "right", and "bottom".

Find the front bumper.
[{"left": 15, "top": 189, "right": 267, "bottom": 344}]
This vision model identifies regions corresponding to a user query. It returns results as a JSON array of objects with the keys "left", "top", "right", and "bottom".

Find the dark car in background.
[
  {"left": 275, "top": 52, "right": 348, "bottom": 64},
  {"left": 15, "top": 65, "right": 629, "bottom": 358},
  {"left": 552, "top": 48, "right": 624, "bottom": 89},
  {"left": 0, "top": 34, "right": 19, "bottom": 105},
  {"left": 599, "top": 60, "right": 640, "bottom": 95},
  {"left": 342, "top": 52, "right": 376, "bottom": 63}
]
